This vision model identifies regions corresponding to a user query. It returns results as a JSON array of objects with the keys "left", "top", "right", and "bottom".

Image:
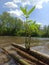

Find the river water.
[
  {"left": 30, "top": 38, "right": 49, "bottom": 55},
  {"left": 0, "top": 36, "right": 49, "bottom": 65},
  {"left": 0, "top": 36, "right": 49, "bottom": 54}
]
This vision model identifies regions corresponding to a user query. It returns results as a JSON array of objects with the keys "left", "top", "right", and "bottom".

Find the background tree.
[
  {"left": 0, "top": 12, "right": 23, "bottom": 36},
  {"left": 0, "top": 12, "right": 49, "bottom": 38}
]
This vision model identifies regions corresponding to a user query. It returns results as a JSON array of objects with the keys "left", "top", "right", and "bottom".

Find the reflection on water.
[
  {"left": 31, "top": 46, "right": 49, "bottom": 55},
  {"left": 30, "top": 38, "right": 49, "bottom": 55},
  {"left": 31, "top": 38, "right": 49, "bottom": 55}
]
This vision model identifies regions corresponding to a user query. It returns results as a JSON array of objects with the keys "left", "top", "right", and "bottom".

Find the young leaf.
[
  {"left": 27, "top": 6, "right": 35, "bottom": 15},
  {"left": 20, "top": 6, "right": 27, "bottom": 15},
  {"left": 27, "top": 20, "right": 32, "bottom": 22}
]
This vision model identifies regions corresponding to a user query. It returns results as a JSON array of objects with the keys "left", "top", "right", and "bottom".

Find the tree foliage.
[{"left": 0, "top": 12, "right": 49, "bottom": 38}]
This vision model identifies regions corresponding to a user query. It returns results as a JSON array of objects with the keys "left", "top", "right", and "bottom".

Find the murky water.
[
  {"left": 31, "top": 38, "right": 49, "bottom": 55},
  {"left": 0, "top": 36, "right": 49, "bottom": 54},
  {"left": 31, "top": 46, "right": 49, "bottom": 55},
  {"left": 0, "top": 48, "right": 17, "bottom": 65},
  {"left": 3, "top": 59, "right": 16, "bottom": 65},
  {"left": 0, "top": 36, "right": 49, "bottom": 65}
]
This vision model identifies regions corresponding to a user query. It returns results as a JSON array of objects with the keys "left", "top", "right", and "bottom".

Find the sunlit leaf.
[
  {"left": 27, "top": 6, "right": 35, "bottom": 15},
  {"left": 20, "top": 6, "right": 27, "bottom": 16}
]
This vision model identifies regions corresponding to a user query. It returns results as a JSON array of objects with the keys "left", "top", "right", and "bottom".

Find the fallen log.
[
  {"left": 2, "top": 48, "right": 30, "bottom": 65},
  {"left": 12, "top": 43, "right": 49, "bottom": 65},
  {"left": 10, "top": 54, "right": 30, "bottom": 65},
  {"left": 13, "top": 46, "right": 46, "bottom": 65}
]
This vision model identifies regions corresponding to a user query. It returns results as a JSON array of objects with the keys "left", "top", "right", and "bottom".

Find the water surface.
[{"left": 0, "top": 36, "right": 49, "bottom": 65}]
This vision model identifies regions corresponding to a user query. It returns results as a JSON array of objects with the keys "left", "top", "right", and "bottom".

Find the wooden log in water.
[
  {"left": 13, "top": 46, "right": 46, "bottom": 65},
  {"left": 10, "top": 54, "right": 30, "bottom": 65},
  {"left": 2, "top": 48, "right": 30, "bottom": 65},
  {"left": 12, "top": 43, "right": 49, "bottom": 65}
]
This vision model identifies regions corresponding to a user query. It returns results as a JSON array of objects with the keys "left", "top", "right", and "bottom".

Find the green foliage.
[
  {"left": 20, "top": 6, "right": 39, "bottom": 50},
  {"left": 20, "top": 6, "right": 35, "bottom": 18},
  {"left": 0, "top": 12, "right": 49, "bottom": 38},
  {"left": 0, "top": 12, "right": 23, "bottom": 36},
  {"left": 20, "top": 6, "right": 27, "bottom": 16},
  {"left": 27, "top": 6, "right": 35, "bottom": 15},
  {"left": 20, "top": 6, "right": 36, "bottom": 35}
]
